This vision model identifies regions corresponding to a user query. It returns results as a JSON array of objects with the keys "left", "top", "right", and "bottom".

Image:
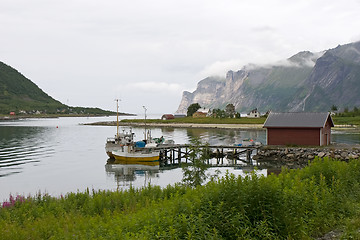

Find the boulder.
[{"left": 318, "top": 152, "right": 326, "bottom": 158}]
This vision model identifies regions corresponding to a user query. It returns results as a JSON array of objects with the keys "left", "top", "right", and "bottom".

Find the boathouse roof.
[{"left": 263, "top": 112, "right": 334, "bottom": 128}]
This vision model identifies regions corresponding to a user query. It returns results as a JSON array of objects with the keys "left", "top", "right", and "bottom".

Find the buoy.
[{"left": 56, "top": 126, "right": 58, "bottom": 128}]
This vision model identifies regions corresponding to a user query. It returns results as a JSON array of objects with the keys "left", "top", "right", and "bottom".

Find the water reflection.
[
  {"left": 185, "top": 128, "right": 266, "bottom": 145},
  {"left": 105, "top": 162, "right": 160, "bottom": 188},
  {"left": 0, "top": 126, "right": 56, "bottom": 177},
  {"left": 332, "top": 131, "right": 360, "bottom": 145}
]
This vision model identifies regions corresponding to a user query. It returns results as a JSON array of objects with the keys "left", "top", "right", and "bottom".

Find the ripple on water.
[{"left": 0, "top": 128, "right": 56, "bottom": 177}]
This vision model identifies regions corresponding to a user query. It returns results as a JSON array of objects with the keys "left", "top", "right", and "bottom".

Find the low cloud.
[
  {"left": 198, "top": 59, "right": 245, "bottom": 78},
  {"left": 243, "top": 51, "right": 325, "bottom": 71}
]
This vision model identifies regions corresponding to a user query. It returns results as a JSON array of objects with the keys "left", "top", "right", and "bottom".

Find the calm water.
[{"left": 0, "top": 117, "right": 359, "bottom": 202}]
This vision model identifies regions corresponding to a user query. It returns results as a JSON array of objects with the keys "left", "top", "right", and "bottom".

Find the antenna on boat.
[
  {"left": 143, "top": 105, "right": 147, "bottom": 142},
  {"left": 115, "top": 99, "right": 121, "bottom": 139}
]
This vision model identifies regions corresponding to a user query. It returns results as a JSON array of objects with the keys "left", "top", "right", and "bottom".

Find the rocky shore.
[{"left": 253, "top": 145, "right": 360, "bottom": 169}]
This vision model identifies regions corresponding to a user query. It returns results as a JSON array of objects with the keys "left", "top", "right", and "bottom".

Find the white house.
[{"left": 247, "top": 108, "right": 260, "bottom": 118}]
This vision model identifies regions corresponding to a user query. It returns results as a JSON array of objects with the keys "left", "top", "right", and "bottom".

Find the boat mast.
[
  {"left": 143, "top": 105, "right": 147, "bottom": 141},
  {"left": 116, "top": 99, "right": 120, "bottom": 139}
]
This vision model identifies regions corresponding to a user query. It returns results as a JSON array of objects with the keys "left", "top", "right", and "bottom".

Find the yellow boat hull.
[
  {"left": 112, "top": 150, "right": 160, "bottom": 166},
  {"left": 112, "top": 159, "right": 160, "bottom": 166}
]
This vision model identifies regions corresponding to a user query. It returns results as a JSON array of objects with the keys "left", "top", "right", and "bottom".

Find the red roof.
[{"left": 161, "top": 114, "right": 175, "bottom": 120}]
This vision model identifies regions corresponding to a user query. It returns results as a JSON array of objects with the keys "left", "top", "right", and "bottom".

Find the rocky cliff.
[{"left": 176, "top": 41, "right": 360, "bottom": 113}]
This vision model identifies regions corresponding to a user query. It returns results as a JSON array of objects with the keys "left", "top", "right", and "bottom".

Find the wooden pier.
[{"left": 146, "top": 144, "right": 261, "bottom": 167}]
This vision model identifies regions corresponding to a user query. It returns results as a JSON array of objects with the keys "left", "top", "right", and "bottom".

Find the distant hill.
[
  {"left": 176, "top": 41, "right": 360, "bottom": 113},
  {"left": 0, "top": 61, "right": 115, "bottom": 115}
]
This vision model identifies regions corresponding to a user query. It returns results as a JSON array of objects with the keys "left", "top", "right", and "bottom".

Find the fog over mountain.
[{"left": 176, "top": 41, "right": 360, "bottom": 114}]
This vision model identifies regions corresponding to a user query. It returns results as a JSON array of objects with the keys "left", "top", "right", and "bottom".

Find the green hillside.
[
  {"left": 0, "top": 61, "right": 67, "bottom": 114},
  {"left": 0, "top": 61, "right": 115, "bottom": 115}
]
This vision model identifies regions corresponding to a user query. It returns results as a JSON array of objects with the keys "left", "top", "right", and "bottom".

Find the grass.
[
  {"left": 333, "top": 115, "right": 360, "bottom": 126},
  {"left": 2, "top": 157, "right": 360, "bottom": 239},
  {"left": 122, "top": 115, "right": 360, "bottom": 127},
  {"left": 121, "top": 116, "right": 267, "bottom": 124}
]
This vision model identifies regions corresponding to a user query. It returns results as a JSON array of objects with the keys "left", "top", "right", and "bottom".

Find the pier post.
[
  {"left": 216, "top": 149, "right": 220, "bottom": 164},
  {"left": 246, "top": 149, "right": 252, "bottom": 162},
  {"left": 221, "top": 148, "right": 224, "bottom": 165},
  {"left": 178, "top": 147, "right": 181, "bottom": 165},
  {"left": 173, "top": 149, "right": 176, "bottom": 164},
  {"left": 170, "top": 150, "right": 173, "bottom": 164}
]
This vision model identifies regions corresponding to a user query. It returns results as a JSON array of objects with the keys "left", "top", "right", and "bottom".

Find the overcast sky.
[{"left": 1, "top": 0, "right": 360, "bottom": 114}]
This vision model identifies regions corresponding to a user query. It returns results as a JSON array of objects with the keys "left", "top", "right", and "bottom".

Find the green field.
[
  {"left": 333, "top": 116, "right": 360, "bottom": 126},
  {"left": 121, "top": 115, "right": 360, "bottom": 127},
  {"left": 121, "top": 116, "right": 266, "bottom": 124},
  {"left": 2, "top": 157, "right": 360, "bottom": 239}
]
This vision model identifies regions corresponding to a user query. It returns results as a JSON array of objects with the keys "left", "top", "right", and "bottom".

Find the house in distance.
[
  {"left": 247, "top": 108, "right": 260, "bottom": 118},
  {"left": 263, "top": 112, "right": 334, "bottom": 146},
  {"left": 161, "top": 114, "right": 175, "bottom": 120}
]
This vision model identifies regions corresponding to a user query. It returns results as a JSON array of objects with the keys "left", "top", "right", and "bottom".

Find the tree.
[
  {"left": 182, "top": 138, "right": 218, "bottom": 187},
  {"left": 211, "top": 108, "right": 223, "bottom": 118},
  {"left": 331, "top": 105, "right": 338, "bottom": 112},
  {"left": 187, "top": 103, "right": 201, "bottom": 117},
  {"left": 353, "top": 106, "right": 359, "bottom": 113},
  {"left": 225, "top": 103, "right": 235, "bottom": 118}
]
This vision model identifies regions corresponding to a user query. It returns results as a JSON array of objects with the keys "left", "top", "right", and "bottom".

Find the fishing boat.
[
  {"left": 105, "top": 129, "right": 161, "bottom": 165},
  {"left": 110, "top": 128, "right": 160, "bottom": 165},
  {"left": 105, "top": 130, "right": 134, "bottom": 159},
  {"left": 105, "top": 101, "right": 160, "bottom": 165}
]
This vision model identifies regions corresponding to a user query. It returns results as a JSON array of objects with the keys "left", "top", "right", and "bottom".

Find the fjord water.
[
  {"left": 0, "top": 116, "right": 266, "bottom": 202},
  {"left": 0, "top": 117, "right": 358, "bottom": 202}
]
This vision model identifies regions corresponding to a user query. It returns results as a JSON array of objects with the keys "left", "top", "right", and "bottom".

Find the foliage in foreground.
[
  {"left": 181, "top": 138, "right": 214, "bottom": 187},
  {"left": 2, "top": 158, "right": 360, "bottom": 239}
]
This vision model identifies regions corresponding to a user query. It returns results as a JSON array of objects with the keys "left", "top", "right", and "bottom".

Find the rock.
[
  {"left": 318, "top": 152, "right": 326, "bottom": 158},
  {"left": 286, "top": 154, "right": 295, "bottom": 158},
  {"left": 349, "top": 154, "right": 359, "bottom": 159}
]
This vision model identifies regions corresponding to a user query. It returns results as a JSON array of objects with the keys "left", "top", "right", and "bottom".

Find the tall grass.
[{"left": 2, "top": 157, "right": 360, "bottom": 239}]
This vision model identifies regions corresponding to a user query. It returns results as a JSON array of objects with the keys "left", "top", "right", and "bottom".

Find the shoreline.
[
  {"left": 86, "top": 121, "right": 263, "bottom": 130},
  {"left": 0, "top": 114, "right": 134, "bottom": 121},
  {"left": 85, "top": 121, "right": 359, "bottom": 131}
]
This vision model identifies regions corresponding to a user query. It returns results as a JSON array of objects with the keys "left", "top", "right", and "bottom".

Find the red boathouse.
[{"left": 263, "top": 112, "right": 334, "bottom": 146}]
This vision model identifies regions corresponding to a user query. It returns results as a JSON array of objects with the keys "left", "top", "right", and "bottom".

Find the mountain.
[
  {"left": 176, "top": 41, "right": 360, "bottom": 113},
  {"left": 0, "top": 61, "right": 114, "bottom": 115},
  {"left": 0, "top": 61, "right": 68, "bottom": 114}
]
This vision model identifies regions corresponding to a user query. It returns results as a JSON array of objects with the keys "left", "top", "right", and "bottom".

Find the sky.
[{"left": 1, "top": 0, "right": 360, "bottom": 114}]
